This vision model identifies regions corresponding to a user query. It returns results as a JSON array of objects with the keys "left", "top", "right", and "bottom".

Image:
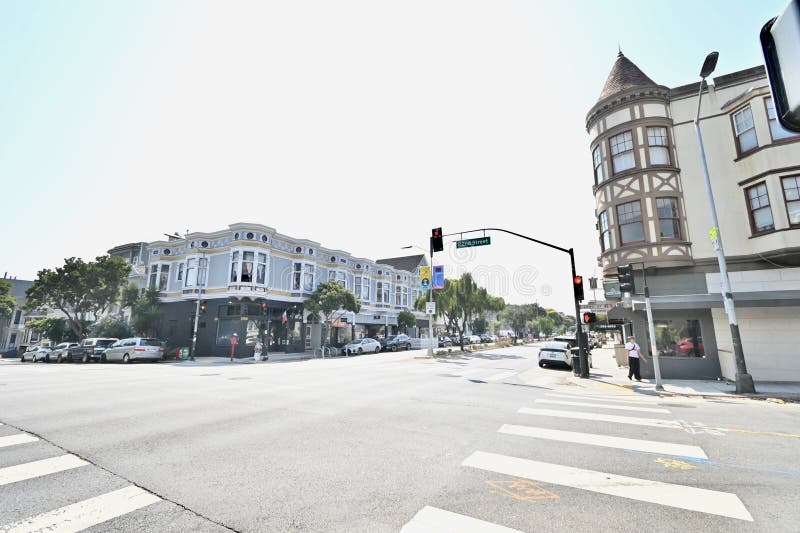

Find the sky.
[{"left": 0, "top": 0, "right": 789, "bottom": 314}]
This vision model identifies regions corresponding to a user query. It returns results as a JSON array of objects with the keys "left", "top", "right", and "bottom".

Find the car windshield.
[
  {"left": 96, "top": 339, "right": 116, "bottom": 347},
  {"left": 385, "top": 336, "right": 397, "bottom": 341}
]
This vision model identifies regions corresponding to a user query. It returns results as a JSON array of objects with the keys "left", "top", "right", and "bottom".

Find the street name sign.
[{"left": 456, "top": 236, "right": 491, "bottom": 248}]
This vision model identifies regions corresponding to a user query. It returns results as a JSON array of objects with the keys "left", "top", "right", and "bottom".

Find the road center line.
[
  {"left": 463, "top": 451, "right": 752, "bottom": 521},
  {"left": 0, "top": 455, "right": 88, "bottom": 486},
  {"left": 0, "top": 434, "right": 39, "bottom": 448},
  {"left": 400, "top": 505, "right": 524, "bottom": 533},
  {"left": 0, "top": 485, "right": 161, "bottom": 533},
  {"left": 499, "top": 424, "right": 707, "bottom": 459},
  {"left": 535, "top": 399, "right": 670, "bottom": 413},
  {"left": 519, "top": 408, "right": 682, "bottom": 429}
]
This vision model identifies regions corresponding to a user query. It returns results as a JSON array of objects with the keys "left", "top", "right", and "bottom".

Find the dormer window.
[{"left": 610, "top": 131, "right": 635, "bottom": 173}]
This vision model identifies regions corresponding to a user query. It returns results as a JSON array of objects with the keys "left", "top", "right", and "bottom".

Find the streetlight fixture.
[
  {"left": 693, "top": 51, "right": 756, "bottom": 393},
  {"left": 401, "top": 244, "right": 435, "bottom": 356}
]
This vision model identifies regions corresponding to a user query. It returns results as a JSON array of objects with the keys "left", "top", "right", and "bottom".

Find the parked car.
[
  {"left": 380, "top": 334, "right": 412, "bottom": 352},
  {"left": 539, "top": 341, "right": 592, "bottom": 369},
  {"left": 50, "top": 342, "right": 80, "bottom": 363},
  {"left": 103, "top": 338, "right": 165, "bottom": 363},
  {"left": 479, "top": 334, "right": 492, "bottom": 343},
  {"left": 343, "top": 338, "right": 381, "bottom": 355},
  {"left": 1, "top": 348, "right": 21, "bottom": 359},
  {"left": 468, "top": 335, "right": 482, "bottom": 344},
  {"left": 67, "top": 338, "right": 118, "bottom": 363},
  {"left": 438, "top": 336, "right": 452, "bottom": 347},
  {"left": 21, "top": 345, "right": 52, "bottom": 363}
]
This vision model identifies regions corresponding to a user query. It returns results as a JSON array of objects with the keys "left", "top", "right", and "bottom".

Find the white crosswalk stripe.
[
  {"left": 400, "top": 506, "right": 524, "bottom": 533},
  {"left": 0, "top": 455, "right": 88, "bottom": 486},
  {"left": 463, "top": 451, "right": 752, "bottom": 521},
  {"left": 0, "top": 434, "right": 39, "bottom": 448},
  {"left": 544, "top": 392, "right": 665, "bottom": 404},
  {"left": 498, "top": 424, "right": 708, "bottom": 459},
  {"left": 0, "top": 485, "right": 161, "bottom": 533},
  {"left": 519, "top": 408, "right": 683, "bottom": 429},
  {"left": 534, "top": 398, "right": 671, "bottom": 413}
]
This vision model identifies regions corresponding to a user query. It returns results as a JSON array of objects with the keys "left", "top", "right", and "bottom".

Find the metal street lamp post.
[
  {"left": 693, "top": 51, "right": 755, "bottom": 394},
  {"left": 402, "top": 245, "right": 435, "bottom": 356}
]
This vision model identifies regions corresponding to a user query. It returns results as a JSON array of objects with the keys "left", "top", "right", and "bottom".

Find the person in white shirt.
[{"left": 625, "top": 336, "right": 642, "bottom": 381}]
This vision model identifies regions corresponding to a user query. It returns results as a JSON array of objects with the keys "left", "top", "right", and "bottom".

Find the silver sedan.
[{"left": 343, "top": 338, "right": 381, "bottom": 355}]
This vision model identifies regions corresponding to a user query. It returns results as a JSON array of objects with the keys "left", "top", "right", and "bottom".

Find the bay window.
[
  {"left": 616, "top": 201, "right": 644, "bottom": 245},
  {"left": 231, "top": 250, "right": 268, "bottom": 285},
  {"left": 599, "top": 211, "right": 611, "bottom": 251},
  {"left": 609, "top": 131, "right": 635, "bottom": 173},
  {"left": 592, "top": 145, "right": 603, "bottom": 184},
  {"left": 656, "top": 198, "right": 681, "bottom": 239},
  {"left": 733, "top": 105, "right": 758, "bottom": 154},
  {"left": 647, "top": 127, "right": 670, "bottom": 165},
  {"left": 746, "top": 182, "right": 774, "bottom": 234},
  {"left": 185, "top": 256, "right": 208, "bottom": 288},
  {"left": 765, "top": 97, "right": 799, "bottom": 141},
  {"left": 376, "top": 281, "right": 384, "bottom": 303},
  {"left": 782, "top": 176, "right": 800, "bottom": 226},
  {"left": 395, "top": 286, "right": 402, "bottom": 306},
  {"left": 148, "top": 263, "right": 170, "bottom": 291}
]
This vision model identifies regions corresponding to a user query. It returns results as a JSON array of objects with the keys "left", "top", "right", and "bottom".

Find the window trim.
[
  {"left": 780, "top": 175, "right": 800, "bottom": 229},
  {"left": 616, "top": 200, "right": 646, "bottom": 246},
  {"left": 744, "top": 182, "right": 775, "bottom": 236},
  {"left": 655, "top": 197, "right": 682, "bottom": 241},
  {"left": 731, "top": 104, "right": 758, "bottom": 157},
  {"left": 608, "top": 130, "right": 637, "bottom": 175}
]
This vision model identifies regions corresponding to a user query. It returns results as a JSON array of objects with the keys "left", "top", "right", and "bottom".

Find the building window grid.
[
  {"left": 599, "top": 211, "right": 611, "bottom": 252},
  {"left": 609, "top": 131, "right": 635, "bottom": 174},
  {"left": 647, "top": 126, "right": 670, "bottom": 166},
  {"left": 781, "top": 176, "right": 800, "bottom": 227},
  {"left": 656, "top": 198, "right": 681, "bottom": 240},
  {"left": 733, "top": 106, "right": 758, "bottom": 154},
  {"left": 616, "top": 201, "right": 645, "bottom": 245},
  {"left": 765, "top": 97, "right": 799, "bottom": 141},
  {"left": 592, "top": 146, "right": 603, "bottom": 184},
  {"left": 746, "top": 183, "right": 775, "bottom": 234}
]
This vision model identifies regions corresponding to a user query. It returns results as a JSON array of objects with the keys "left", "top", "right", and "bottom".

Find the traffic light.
[
  {"left": 431, "top": 227, "right": 444, "bottom": 253},
  {"left": 573, "top": 275, "right": 584, "bottom": 302},
  {"left": 200, "top": 301, "right": 207, "bottom": 314},
  {"left": 618, "top": 264, "right": 635, "bottom": 293},
  {"left": 583, "top": 311, "right": 597, "bottom": 324},
  {"left": 260, "top": 302, "right": 267, "bottom": 314}
]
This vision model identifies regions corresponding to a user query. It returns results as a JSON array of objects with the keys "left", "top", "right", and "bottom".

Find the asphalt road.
[{"left": 1, "top": 345, "right": 799, "bottom": 532}]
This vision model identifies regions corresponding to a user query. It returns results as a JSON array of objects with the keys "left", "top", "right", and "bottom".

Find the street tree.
[
  {"left": 131, "top": 288, "right": 162, "bottom": 338},
  {"left": 90, "top": 315, "right": 134, "bottom": 339},
  {"left": 397, "top": 310, "right": 416, "bottom": 333},
  {"left": 0, "top": 280, "right": 15, "bottom": 319},
  {"left": 304, "top": 281, "right": 361, "bottom": 350},
  {"left": 25, "top": 256, "right": 132, "bottom": 339},
  {"left": 25, "top": 317, "right": 80, "bottom": 344},
  {"left": 537, "top": 316, "right": 555, "bottom": 337}
]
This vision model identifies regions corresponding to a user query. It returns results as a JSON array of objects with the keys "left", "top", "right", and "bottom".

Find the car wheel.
[
  {"left": 123, "top": 354, "right": 130, "bottom": 364},
  {"left": 45, "top": 355, "right": 51, "bottom": 363},
  {"left": 100, "top": 354, "right": 107, "bottom": 364},
  {"left": 391, "top": 345, "right": 397, "bottom": 352},
  {"left": 358, "top": 348, "right": 363, "bottom": 354},
  {"left": 82, "top": 354, "right": 89, "bottom": 364},
  {"left": 539, "top": 361, "right": 545, "bottom": 368},
  {"left": 57, "top": 354, "right": 63, "bottom": 363},
  {"left": 375, "top": 346, "right": 380, "bottom": 353},
  {"left": 31, "top": 354, "right": 36, "bottom": 363}
]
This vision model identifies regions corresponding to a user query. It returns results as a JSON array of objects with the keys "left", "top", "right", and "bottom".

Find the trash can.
[{"left": 571, "top": 348, "right": 581, "bottom": 376}]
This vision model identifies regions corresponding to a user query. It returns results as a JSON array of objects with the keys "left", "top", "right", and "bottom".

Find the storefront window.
[{"left": 655, "top": 319, "right": 705, "bottom": 357}]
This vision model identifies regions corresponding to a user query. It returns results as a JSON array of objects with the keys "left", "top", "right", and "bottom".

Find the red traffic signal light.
[
  {"left": 431, "top": 227, "right": 444, "bottom": 253},
  {"left": 582, "top": 312, "right": 597, "bottom": 324},
  {"left": 573, "top": 275, "right": 584, "bottom": 302},
  {"left": 261, "top": 302, "right": 267, "bottom": 310}
]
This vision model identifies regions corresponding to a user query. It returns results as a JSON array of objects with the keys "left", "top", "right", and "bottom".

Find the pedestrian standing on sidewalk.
[{"left": 625, "top": 336, "right": 642, "bottom": 381}]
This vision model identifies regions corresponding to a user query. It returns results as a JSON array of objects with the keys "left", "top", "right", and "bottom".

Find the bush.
[{"left": 90, "top": 316, "right": 134, "bottom": 339}]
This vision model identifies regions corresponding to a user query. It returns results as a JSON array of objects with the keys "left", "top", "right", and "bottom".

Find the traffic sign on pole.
[
  {"left": 456, "top": 237, "right": 491, "bottom": 249},
  {"left": 425, "top": 302, "right": 436, "bottom": 315}
]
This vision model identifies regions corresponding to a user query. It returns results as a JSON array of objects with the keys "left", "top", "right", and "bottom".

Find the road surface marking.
[
  {"left": 400, "top": 506, "right": 524, "bottom": 533},
  {"left": 486, "top": 372, "right": 516, "bottom": 382},
  {"left": 462, "top": 451, "right": 752, "bottom": 521},
  {"left": 534, "top": 399, "right": 670, "bottom": 413},
  {"left": 519, "top": 408, "right": 682, "bottom": 429},
  {"left": 655, "top": 457, "right": 697, "bottom": 470},
  {"left": 0, "top": 455, "right": 88, "bottom": 486},
  {"left": 0, "top": 434, "right": 39, "bottom": 448},
  {"left": 545, "top": 392, "right": 663, "bottom": 404},
  {"left": 0, "top": 485, "right": 161, "bottom": 533},
  {"left": 499, "top": 424, "right": 707, "bottom": 459},
  {"left": 486, "top": 479, "right": 559, "bottom": 501}
]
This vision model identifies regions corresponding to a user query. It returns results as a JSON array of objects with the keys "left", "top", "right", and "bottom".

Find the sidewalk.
[
  {"left": 569, "top": 345, "right": 800, "bottom": 402},
  {"left": 167, "top": 352, "right": 314, "bottom": 365}
]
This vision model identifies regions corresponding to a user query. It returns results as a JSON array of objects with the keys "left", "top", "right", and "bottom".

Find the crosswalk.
[
  {"left": 401, "top": 387, "right": 754, "bottom": 531},
  {"left": 0, "top": 430, "right": 162, "bottom": 532}
]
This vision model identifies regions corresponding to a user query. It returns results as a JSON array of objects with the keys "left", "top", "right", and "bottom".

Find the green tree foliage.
[
  {"left": 25, "top": 317, "right": 81, "bottom": 343},
  {"left": 90, "top": 315, "right": 134, "bottom": 339},
  {"left": 415, "top": 274, "right": 505, "bottom": 350},
  {"left": 304, "top": 281, "right": 361, "bottom": 348},
  {"left": 472, "top": 317, "right": 488, "bottom": 335},
  {"left": 25, "top": 256, "right": 132, "bottom": 339},
  {"left": 0, "top": 280, "right": 15, "bottom": 319},
  {"left": 131, "top": 288, "right": 162, "bottom": 338},
  {"left": 397, "top": 310, "right": 417, "bottom": 332},
  {"left": 537, "top": 317, "right": 555, "bottom": 337}
]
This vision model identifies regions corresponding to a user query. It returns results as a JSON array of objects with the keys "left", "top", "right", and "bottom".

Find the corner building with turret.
[{"left": 587, "top": 53, "right": 800, "bottom": 382}]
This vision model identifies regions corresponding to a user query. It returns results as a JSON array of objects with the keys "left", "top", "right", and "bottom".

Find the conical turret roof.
[{"left": 598, "top": 52, "right": 657, "bottom": 101}]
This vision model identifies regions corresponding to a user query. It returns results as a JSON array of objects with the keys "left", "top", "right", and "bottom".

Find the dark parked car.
[
  {"left": 479, "top": 334, "right": 493, "bottom": 343},
  {"left": 438, "top": 336, "right": 452, "bottom": 347},
  {"left": 67, "top": 338, "right": 118, "bottom": 363},
  {"left": 380, "top": 334, "right": 412, "bottom": 351}
]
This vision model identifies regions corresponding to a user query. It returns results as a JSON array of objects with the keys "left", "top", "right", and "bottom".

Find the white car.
[
  {"left": 22, "top": 346, "right": 52, "bottom": 363},
  {"left": 468, "top": 335, "right": 482, "bottom": 344},
  {"left": 50, "top": 342, "right": 80, "bottom": 363},
  {"left": 343, "top": 338, "right": 381, "bottom": 355},
  {"left": 538, "top": 341, "right": 592, "bottom": 369}
]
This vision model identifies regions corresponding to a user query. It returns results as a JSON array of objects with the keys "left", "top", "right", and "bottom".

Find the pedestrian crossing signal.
[
  {"left": 573, "top": 275, "right": 584, "bottom": 302},
  {"left": 200, "top": 302, "right": 207, "bottom": 314},
  {"left": 582, "top": 312, "right": 597, "bottom": 324}
]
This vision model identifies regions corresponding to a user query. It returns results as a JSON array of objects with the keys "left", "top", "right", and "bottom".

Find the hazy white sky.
[{"left": 0, "top": 0, "right": 786, "bottom": 313}]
